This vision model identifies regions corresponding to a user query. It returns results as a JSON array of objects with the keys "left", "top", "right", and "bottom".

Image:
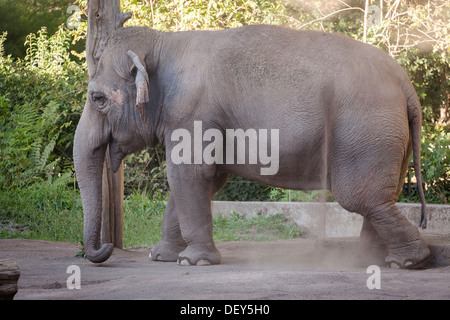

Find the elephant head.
[{"left": 74, "top": 35, "right": 157, "bottom": 263}]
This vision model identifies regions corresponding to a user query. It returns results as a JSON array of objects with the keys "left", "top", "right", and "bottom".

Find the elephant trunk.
[{"left": 73, "top": 109, "right": 113, "bottom": 263}]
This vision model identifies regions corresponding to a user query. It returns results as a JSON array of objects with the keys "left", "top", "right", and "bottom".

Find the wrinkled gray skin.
[{"left": 74, "top": 25, "right": 430, "bottom": 268}]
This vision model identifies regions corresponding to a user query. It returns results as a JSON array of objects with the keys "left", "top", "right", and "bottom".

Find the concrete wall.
[{"left": 211, "top": 201, "right": 450, "bottom": 237}]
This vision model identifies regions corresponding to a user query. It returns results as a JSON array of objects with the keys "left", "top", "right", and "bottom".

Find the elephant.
[{"left": 73, "top": 24, "right": 431, "bottom": 268}]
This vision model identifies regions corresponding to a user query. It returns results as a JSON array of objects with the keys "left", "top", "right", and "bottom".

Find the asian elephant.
[{"left": 73, "top": 25, "right": 431, "bottom": 268}]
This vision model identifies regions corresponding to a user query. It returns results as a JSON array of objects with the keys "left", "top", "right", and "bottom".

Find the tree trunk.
[
  {"left": 363, "top": 0, "right": 369, "bottom": 43},
  {"left": 0, "top": 259, "right": 20, "bottom": 300},
  {"left": 86, "top": 0, "right": 131, "bottom": 248}
]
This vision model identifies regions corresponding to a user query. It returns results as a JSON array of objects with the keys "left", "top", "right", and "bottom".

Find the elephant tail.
[{"left": 405, "top": 82, "right": 428, "bottom": 229}]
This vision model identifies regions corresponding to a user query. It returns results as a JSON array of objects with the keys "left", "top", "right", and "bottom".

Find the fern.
[
  {"left": 51, "top": 172, "right": 73, "bottom": 188},
  {"left": 33, "top": 137, "right": 57, "bottom": 171},
  {"left": 0, "top": 25, "right": 87, "bottom": 189}
]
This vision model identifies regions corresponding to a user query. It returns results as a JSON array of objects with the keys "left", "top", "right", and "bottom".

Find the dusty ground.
[{"left": 1, "top": 238, "right": 449, "bottom": 300}]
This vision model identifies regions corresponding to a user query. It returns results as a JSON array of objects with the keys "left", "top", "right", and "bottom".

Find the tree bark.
[
  {"left": 86, "top": 0, "right": 131, "bottom": 248},
  {"left": 363, "top": 0, "right": 369, "bottom": 43}
]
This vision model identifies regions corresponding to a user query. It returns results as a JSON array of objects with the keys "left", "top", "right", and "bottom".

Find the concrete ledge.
[{"left": 212, "top": 201, "right": 450, "bottom": 238}]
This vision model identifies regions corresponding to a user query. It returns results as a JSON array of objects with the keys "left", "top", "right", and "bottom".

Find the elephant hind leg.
[
  {"left": 358, "top": 218, "right": 388, "bottom": 266},
  {"left": 365, "top": 202, "right": 430, "bottom": 268},
  {"left": 331, "top": 160, "right": 430, "bottom": 268},
  {"left": 335, "top": 184, "right": 430, "bottom": 268}
]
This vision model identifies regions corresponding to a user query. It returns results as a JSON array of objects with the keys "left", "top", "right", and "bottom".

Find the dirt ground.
[{"left": 1, "top": 237, "right": 449, "bottom": 300}]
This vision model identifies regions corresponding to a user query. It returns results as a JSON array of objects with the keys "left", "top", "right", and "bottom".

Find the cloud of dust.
[{"left": 220, "top": 238, "right": 385, "bottom": 271}]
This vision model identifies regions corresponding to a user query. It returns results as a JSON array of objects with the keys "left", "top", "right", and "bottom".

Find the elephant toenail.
[
  {"left": 388, "top": 261, "right": 401, "bottom": 269},
  {"left": 179, "top": 259, "right": 192, "bottom": 266},
  {"left": 405, "top": 261, "right": 414, "bottom": 267},
  {"left": 196, "top": 259, "right": 211, "bottom": 266}
]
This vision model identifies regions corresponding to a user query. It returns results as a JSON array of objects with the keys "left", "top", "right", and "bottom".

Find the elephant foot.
[
  {"left": 385, "top": 239, "right": 431, "bottom": 269},
  {"left": 150, "top": 240, "right": 187, "bottom": 262},
  {"left": 177, "top": 245, "right": 221, "bottom": 266}
]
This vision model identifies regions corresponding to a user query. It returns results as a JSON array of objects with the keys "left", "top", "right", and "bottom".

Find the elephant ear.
[{"left": 127, "top": 50, "right": 150, "bottom": 110}]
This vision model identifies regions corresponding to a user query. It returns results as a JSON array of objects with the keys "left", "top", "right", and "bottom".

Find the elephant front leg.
[
  {"left": 168, "top": 167, "right": 221, "bottom": 266},
  {"left": 175, "top": 189, "right": 221, "bottom": 266},
  {"left": 150, "top": 196, "right": 187, "bottom": 261}
]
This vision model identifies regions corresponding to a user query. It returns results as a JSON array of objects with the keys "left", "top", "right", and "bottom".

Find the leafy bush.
[
  {"left": 123, "top": 146, "right": 169, "bottom": 198},
  {"left": 421, "top": 123, "right": 450, "bottom": 203},
  {"left": 0, "top": 26, "right": 87, "bottom": 189},
  {"left": 124, "top": 0, "right": 290, "bottom": 31},
  {"left": 214, "top": 175, "right": 273, "bottom": 201}
]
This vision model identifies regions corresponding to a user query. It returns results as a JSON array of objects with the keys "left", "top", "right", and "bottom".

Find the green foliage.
[
  {"left": 0, "top": 181, "right": 83, "bottom": 242},
  {"left": 0, "top": 26, "right": 87, "bottom": 189},
  {"left": 267, "top": 189, "right": 335, "bottom": 202},
  {"left": 421, "top": 123, "right": 450, "bottom": 203},
  {"left": 0, "top": 185, "right": 301, "bottom": 247},
  {"left": 122, "top": 190, "right": 166, "bottom": 247},
  {"left": 0, "top": 0, "right": 77, "bottom": 58},
  {"left": 214, "top": 175, "right": 273, "bottom": 201},
  {"left": 124, "top": 0, "right": 289, "bottom": 31},
  {"left": 214, "top": 179, "right": 336, "bottom": 202},
  {"left": 124, "top": 146, "right": 168, "bottom": 198},
  {"left": 397, "top": 49, "right": 449, "bottom": 124},
  {"left": 213, "top": 212, "right": 301, "bottom": 242}
]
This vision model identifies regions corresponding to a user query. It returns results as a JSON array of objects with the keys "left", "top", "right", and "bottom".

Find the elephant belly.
[{"left": 218, "top": 133, "right": 328, "bottom": 191}]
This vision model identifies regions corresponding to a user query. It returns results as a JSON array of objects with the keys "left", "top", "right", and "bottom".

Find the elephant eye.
[
  {"left": 92, "top": 91, "right": 107, "bottom": 108},
  {"left": 130, "top": 65, "right": 137, "bottom": 78}
]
